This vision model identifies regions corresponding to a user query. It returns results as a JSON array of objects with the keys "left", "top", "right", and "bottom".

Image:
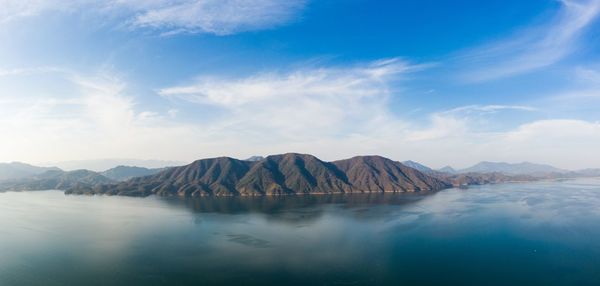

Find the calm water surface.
[{"left": 1, "top": 178, "right": 600, "bottom": 285}]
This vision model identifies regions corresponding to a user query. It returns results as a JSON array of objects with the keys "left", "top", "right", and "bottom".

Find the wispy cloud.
[
  {"left": 0, "top": 66, "right": 69, "bottom": 77},
  {"left": 129, "top": 0, "right": 307, "bottom": 35},
  {"left": 575, "top": 66, "right": 600, "bottom": 84},
  {"left": 440, "top": 105, "right": 537, "bottom": 115},
  {"left": 159, "top": 58, "right": 419, "bottom": 140},
  {"left": 457, "top": 0, "right": 600, "bottom": 82},
  {"left": 404, "top": 105, "right": 536, "bottom": 142},
  {"left": 0, "top": 0, "right": 307, "bottom": 35},
  {"left": 0, "top": 68, "right": 200, "bottom": 163}
]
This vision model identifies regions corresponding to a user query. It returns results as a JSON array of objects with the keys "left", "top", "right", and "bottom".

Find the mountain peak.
[
  {"left": 244, "top": 156, "right": 265, "bottom": 162},
  {"left": 401, "top": 160, "right": 434, "bottom": 173}
]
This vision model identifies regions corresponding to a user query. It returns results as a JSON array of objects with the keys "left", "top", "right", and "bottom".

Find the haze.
[{"left": 1, "top": 0, "right": 600, "bottom": 170}]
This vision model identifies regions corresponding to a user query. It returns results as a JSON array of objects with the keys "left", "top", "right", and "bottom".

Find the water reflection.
[
  {"left": 1, "top": 179, "right": 600, "bottom": 286},
  {"left": 163, "top": 192, "right": 428, "bottom": 214},
  {"left": 160, "top": 192, "right": 429, "bottom": 224}
]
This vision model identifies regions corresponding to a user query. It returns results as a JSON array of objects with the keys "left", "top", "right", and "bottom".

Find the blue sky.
[{"left": 1, "top": 0, "right": 600, "bottom": 169}]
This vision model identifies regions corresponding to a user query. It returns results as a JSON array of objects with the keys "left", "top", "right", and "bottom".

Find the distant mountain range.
[
  {"left": 0, "top": 162, "right": 61, "bottom": 181},
  {"left": 456, "top": 161, "right": 566, "bottom": 175},
  {"left": 438, "top": 166, "right": 457, "bottom": 174},
  {"left": 0, "top": 169, "right": 114, "bottom": 192},
  {"left": 2, "top": 155, "right": 599, "bottom": 196},
  {"left": 44, "top": 159, "right": 185, "bottom": 172},
  {"left": 401, "top": 160, "right": 436, "bottom": 174},
  {"left": 101, "top": 166, "right": 165, "bottom": 181}
]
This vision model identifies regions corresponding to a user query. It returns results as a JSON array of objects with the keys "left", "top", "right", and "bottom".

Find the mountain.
[
  {"left": 575, "top": 168, "right": 600, "bottom": 177},
  {"left": 67, "top": 153, "right": 450, "bottom": 197},
  {"left": 236, "top": 153, "right": 354, "bottom": 195},
  {"left": 439, "top": 172, "right": 536, "bottom": 187},
  {"left": 0, "top": 169, "right": 114, "bottom": 192},
  {"left": 101, "top": 166, "right": 165, "bottom": 181},
  {"left": 459, "top": 161, "right": 566, "bottom": 175},
  {"left": 336, "top": 156, "right": 451, "bottom": 193},
  {"left": 438, "top": 166, "right": 457, "bottom": 174},
  {"left": 69, "top": 157, "right": 255, "bottom": 196},
  {"left": 401, "top": 160, "right": 434, "bottom": 173},
  {"left": 46, "top": 159, "right": 185, "bottom": 172},
  {"left": 244, "top": 156, "right": 265, "bottom": 162},
  {"left": 0, "top": 162, "right": 61, "bottom": 181}
]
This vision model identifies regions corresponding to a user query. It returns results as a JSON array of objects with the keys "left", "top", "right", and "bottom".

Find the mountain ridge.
[
  {"left": 458, "top": 161, "right": 566, "bottom": 175},
  {"left": 0, "top": 169, "right": 114, "bottom": 192},
  {"left": 3, "top": 155, "right": 598, "bottom": 196},
  {"left": 66, "top": 153, "right": 452, "bottom": 197},
  {"left": 0, "top": 162, "right": 62, "bottom": 181},
  {"left": 101, "top": 166, "right": 166, "bottom": 181}
]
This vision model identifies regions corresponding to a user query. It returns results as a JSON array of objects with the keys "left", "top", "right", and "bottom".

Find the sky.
[{"left": 1, "top": 0, "right": 600, "bottom": 170}]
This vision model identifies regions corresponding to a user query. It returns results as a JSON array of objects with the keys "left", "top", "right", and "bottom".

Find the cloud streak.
[
  {"left": 457, "top": 0, "right": 600, "bottom": 81},
  {"left": 0, "top": 0, "right": 307, "bottom": 35},
  {"left": 159, "top": 59, "right": 417, "bottom": 141},
  {"left": 130, "top": 0, "right": 306, "bottom": 35}
]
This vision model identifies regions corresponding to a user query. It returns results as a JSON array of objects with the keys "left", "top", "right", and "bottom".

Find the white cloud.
[
  {"left": 575, "top": 66, "right": 600, "bottom": 84},
  {"left": 1, "top": 62, "right": 600, "bottom": 170},
  {"left": 458, "top": 0, "right": 600, "bottom": 81},
  {"left": 0, "top": 66, "right": 69, "bottom": 77},
  {"left": 0, "top": 69, "right": 202, "bottom": 164},
  {"left": 439, "top": 105, "right": 537, "bottom": 115},
  {"left": 156, "top": 61, "right": 600, "bottom": 169},
  {"left": 159, "top": 58, "right": 418, "bottom": 140},
  {"left": 396, "top": 114, "right": 600, "bottom": 170},
  {"left": 130, "top": 0, "right": 306, "bottom": 35},
  {"left": 0, "top": 0, "right": 306, "bottom": 35}
]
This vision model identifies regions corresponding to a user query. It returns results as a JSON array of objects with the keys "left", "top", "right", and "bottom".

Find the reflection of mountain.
[
  {"left": 160, "top": 192, "right": 429, "bottom": 223},
  {"left": 67, "top": 153, "right": 451, "bottom": 197}
]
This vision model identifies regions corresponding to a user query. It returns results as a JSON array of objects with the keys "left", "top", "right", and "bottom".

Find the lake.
[{"left": 1, "top": 178, "right": 599, "bottom": 286}]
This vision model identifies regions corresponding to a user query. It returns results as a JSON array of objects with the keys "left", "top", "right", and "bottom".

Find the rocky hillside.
[
  {"left": 335, "top": 156, "right": 450, "bottom": 192},
  {"left": 67, "top": 153, "right": 451, "bottom": 197}
]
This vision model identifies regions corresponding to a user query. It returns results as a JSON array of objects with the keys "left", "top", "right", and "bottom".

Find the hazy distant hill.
[
  {"left": 459, "top": 161, "right": 565, "bottom": 175},
  {"left": 0, "top": 162, "right": 61, "bottom": 181},
  {"left": 101, "top": 166, "right": 165, "bottom": 181},
  {"left": 48, "top": 159, "right": 185, "bottom": 172},
  {"left": 576, "top": 169, "right": 600, "bottom": 177},
  {"left": 439, "top": 172, "right": 536, "bottom": 187},
  {"left": 67, "top": 153, "right": 450, "bottom": 197},
  {"left": 438, "top": 166, "right": 457, "bottom": 174},
  {"left": 244, "top": 156, "right": 265, "bottom": 162},
  {"left": 401, "top": 160, "right": 435, "bottom": 174},
  {"left": 0, "top": 169, "right": 114, "bottom": 192}
]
